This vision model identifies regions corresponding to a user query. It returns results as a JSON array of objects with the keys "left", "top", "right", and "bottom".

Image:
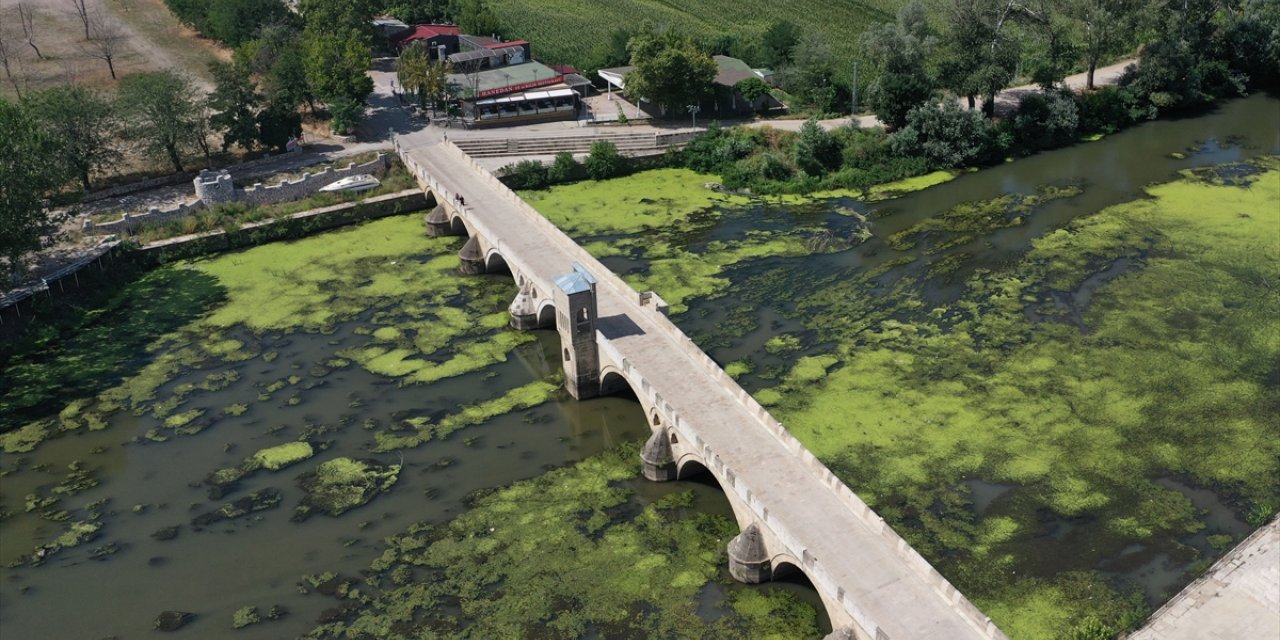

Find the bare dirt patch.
[{"left": 0, "top": 0, "right": 224, "bottom": 98}]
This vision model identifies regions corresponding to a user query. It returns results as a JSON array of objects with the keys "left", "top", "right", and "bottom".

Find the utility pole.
[{"left": 851, "top": 62, "right": 859, "bottom": 115}]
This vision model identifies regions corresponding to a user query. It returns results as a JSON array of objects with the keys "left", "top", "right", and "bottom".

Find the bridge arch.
[
  {"left": 771, "top": 558, "right": 840, "bottom": 635},
  {"left": 599, "top": 368, "right": 638, "bottom": 400},
  {"left": 449, "top": 214, "right": 468, "bottom": 236},
  {"left": 535, "top": 300, "right": 556, "bottom": 329},
  {"left": 676, "top": 456, "right": 710, "bottom": 481},
  {"left": 483, "top": 249, "right": 509, "bottom": 274}
]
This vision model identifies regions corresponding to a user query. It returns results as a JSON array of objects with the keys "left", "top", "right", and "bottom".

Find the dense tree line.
[{"left": 671, "top": 0, "right": 1279, "bottom": 196}]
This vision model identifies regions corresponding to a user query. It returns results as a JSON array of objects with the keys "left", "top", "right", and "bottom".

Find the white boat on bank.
[{"left": 319, "top": 174, "right": 381, "bottom": 193}]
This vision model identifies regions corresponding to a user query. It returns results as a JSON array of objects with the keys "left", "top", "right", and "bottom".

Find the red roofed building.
[{"left": 391, "top": 24, "right": 460, "bottom": 57}]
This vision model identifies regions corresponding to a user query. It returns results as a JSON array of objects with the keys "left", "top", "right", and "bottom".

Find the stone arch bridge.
[{"left": 394, "top": 134, "right": 1009, "bottom": 640}]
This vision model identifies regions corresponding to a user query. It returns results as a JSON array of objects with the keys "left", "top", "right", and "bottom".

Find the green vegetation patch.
[
  {"left": 294, "top": 457, "right": 400, "bottom": 520},
  {"left": 251, "top": 441, "right": 315, "bottom": 471},
  {"left": 4, "top": 214, "right": 540, "bottom": 455},
  {"left": 526, "top": 169, "right": 868, "bottom": 313},
  {"left": 521, "top": 167, "right": 746, "bottom": 236},
  {"left": 887, "top": 184, "right": 1082, "bottom": 251},
  {"left": 752, "top": 159, "right": 1280, "bottom": 638},
  {"left": 304, "top": 444, "right": 822, "bottom": 639},
  {"left": 372, "top": 380, "right": 560, "bottom": 452}
]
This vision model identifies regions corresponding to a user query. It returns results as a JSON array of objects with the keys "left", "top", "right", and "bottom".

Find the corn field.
[{"left": 487, "top": 0, "right": 905, "bottom": 70}]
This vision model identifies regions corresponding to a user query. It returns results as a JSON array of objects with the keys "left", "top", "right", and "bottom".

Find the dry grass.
[{"left": 0, "top": 0, "right": 225, "bottom": 99}]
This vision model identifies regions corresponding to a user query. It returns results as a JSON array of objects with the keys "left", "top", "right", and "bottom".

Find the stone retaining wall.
[
  {"left": 138, "top": 189, "right": 427, "bottom": 263},
  {"left": 86, "top": 154, "right": 391, "bottom": 235},
  {"left": 81, "top": 147, "right": 305, "bottom": 204}
]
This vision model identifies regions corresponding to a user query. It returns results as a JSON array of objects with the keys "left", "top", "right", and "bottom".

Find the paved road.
[
  {"left": 1128, "top": 518, "right": 1280, "bottom": 640},
  {"left": 399, "top": 137, "right": 1005, "bottom": 640}
]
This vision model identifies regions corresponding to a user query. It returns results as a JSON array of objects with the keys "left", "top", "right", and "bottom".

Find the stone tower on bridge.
[{"left": 554, "top": 262, "right": 600, "bottom": 400}]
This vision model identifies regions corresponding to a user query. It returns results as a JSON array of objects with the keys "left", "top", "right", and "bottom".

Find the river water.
[{"left": 1, "top": 95, "right": 1277, "bottom": 639}]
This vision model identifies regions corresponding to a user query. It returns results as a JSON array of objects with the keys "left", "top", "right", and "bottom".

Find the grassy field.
[{"left": 488, "top": 0, "right": 904, "bottom": 71}]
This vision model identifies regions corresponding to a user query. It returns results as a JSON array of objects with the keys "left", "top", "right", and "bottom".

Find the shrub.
[
  {"left": 328, "top": 98, "right": 364, "bottom": 135},
  {"left": 793, "top": 118, "right": 842, "bottom": 176},
  {"left": 681, "top": 124, "right": 761, "bottom": 174},
  {"left": 888, "top": 100, "right": 994, "bottom": 169},
  {"left": 547, "top": 152, "right": 579, "bottom": 183},
  {"left": 1010, "top": 89, "right": 1080, "bottom": 152},
  {"left": 722, "top": 151, "right": 793, "bottom": 189},
  {"left": 502, "top": 160, "right": 549, "bottom": 190},
  {"left": 1077, "top": 87, "right": 1137, "bottom": 136},
  {"left": 585, "top": 140, "right": 626, "bottom": 180},
  {"left": 834, "top": 126, "right": 892, "bottom": 171}
]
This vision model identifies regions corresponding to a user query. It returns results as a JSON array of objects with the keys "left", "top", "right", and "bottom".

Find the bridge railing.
[{"left": 405, "top": 138, "right": 1008, "bottom": 640}]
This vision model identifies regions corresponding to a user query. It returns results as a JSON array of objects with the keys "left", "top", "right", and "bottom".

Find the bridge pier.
[
  {"left": 508, "top": 283, "right": 542, "bottom": 330},
  {"left": 640, "top": 429, "right": 677, "bottom": 481},
  {"left": 424, "top": 204, "right": 457, "bottom": 237},
  {"left": 457, "top": 236, "right": 486, "bottom": 274},
  {"left": 554, "top": 263, "right": 600, "bottom": 399},
  {"left": 727, "top": 523, "right": 772, "bottom": 584}
]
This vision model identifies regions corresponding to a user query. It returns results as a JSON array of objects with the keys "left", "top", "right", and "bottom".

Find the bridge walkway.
[{"left": 399, "top": 137, "right": 1002, "bottom": 640}]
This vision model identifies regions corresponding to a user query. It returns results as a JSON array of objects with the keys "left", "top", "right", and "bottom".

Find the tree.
[
  {"left": 1063, "top": 0, "right": 1142, "bottom": 90},
  {"left": 304, "top": 31, "right": 373, "bottom": 106},
  {"left": 1010, "top": 89, "right": 1079, "bottom": 151},
  {"left": 384, "top": 0, "right": 453, "bottom": 25},
  {"left": 0, "top": 98, "right": 67, "bottom": 283},
  {"left": 794, "top": 118, "right": 841, "bottom": 176},
  {"left": 116, "top": 70, "right": 201, "bottom": 172},
  {"left": 298, "top": 0, "right": 374, "bottom": 40},
  {"left": 1122, "top": 0, "right": 1246, "bottom": 116},
  {"left": 19, "top": 4, "right": 43, "bottom": 60},
  {"left": 69, "top": 0, "right": 92, "bottom": 40},
  {"left": 735, "top": 77, "right": 770, "bottom": 111},
  {"left": 859, "top": 1, "right": 937, "bottom": 129},
  {"left": 208, "top": 61, "right": 260, "bottom": 151},
  {"left": 584, "top": 140, "right": 625, "bottom": 180},
  {"left": 83, "top": 9, "right": 127, "bottom": 79},
  {"left": 937, "top": 0, "right": 1021, "bottom": 115},
  {"left": 256, "top": 103, "right": 301, "bottom": 152},
  {"left": 190, "top": 96, "right": 215, "bottom": 167},
  {"left": 457, "top": 0, "right": 501, "bottom": 38},
  {"left": 759, "top": 20, "right": 800, "bottom": 68},
  {"left": 889, "top": 99, "right": 994, "bottom": 168},
  {"left": 0, "top": 17, "right": 22, "bottom": 96},
  {"left": 23, "top": 85, "right": 118, "bottom": 191},
  {"left": 624, "top": 28, "right": 716, "bottom": 116},
  {"left": 327, "top": 96, "right": 363, "bottom": 134},
  {"left": 780, "top": 31, "right": 849, "bottom": 114},
  {"left": 1017, "top": 0, "right": 1077, "bottom": 90},
  {"left": 1223, "top": 0, "right": 1280, "bottom": 91},
  {"left": 265, "top": 40, "right": 313, "bottom": 111},
  {"left": 205, "top": 0, "right": 290, "bottom": 47},
  {"left": 397, "top": 41, "right": 432, "bottom": 109}
]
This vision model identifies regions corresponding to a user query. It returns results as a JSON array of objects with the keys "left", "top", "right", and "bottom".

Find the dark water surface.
[
  {"left": 672, "top": 95, "right": 1280, "bottom": 603},
  {"left": 1, "top": 95, "right": 1277, "bottom": 639}
]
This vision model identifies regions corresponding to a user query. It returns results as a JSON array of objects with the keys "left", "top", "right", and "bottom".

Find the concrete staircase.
[{"left": 453, "top": 131, "right": 690, "bottom": 158}]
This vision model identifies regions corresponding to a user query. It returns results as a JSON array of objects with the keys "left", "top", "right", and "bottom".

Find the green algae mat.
[
  {"left": 523, "top": 157, "right": 1280, "bottom": 639},
  {"left": 0, "top": 212, "right": 828, "bottom": 639}
]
